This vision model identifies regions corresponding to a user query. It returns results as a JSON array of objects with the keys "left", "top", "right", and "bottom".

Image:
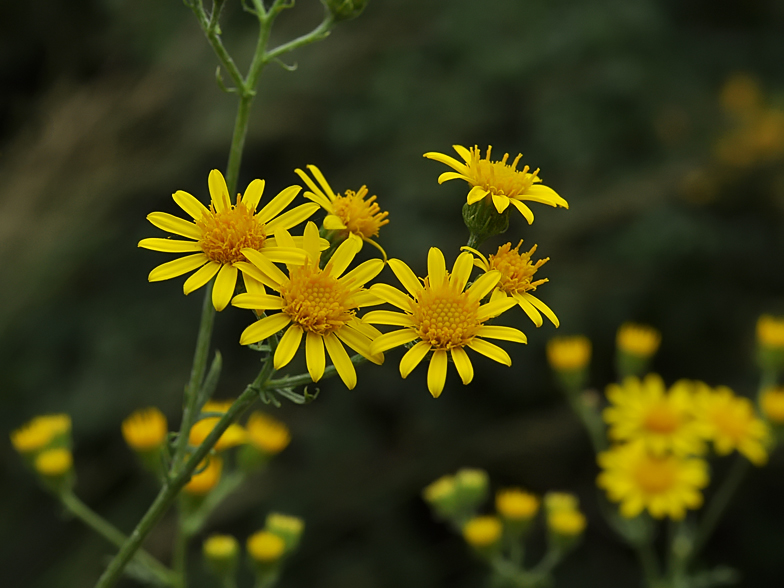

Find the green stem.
[
  {"left": 225, "top": 94, "right": 255, "bottom": 198},
  {"left": 60, "top": 491, "right": 177, "bottom": 586},
  {"left": 633, "top": 540, "right": 662, "bottom": 588},
  {"left": 172, "top": 514, "right": 188, "bottom": 588},
  {"left": 264, "top": 12, "right": 334, "bottom": 62}
]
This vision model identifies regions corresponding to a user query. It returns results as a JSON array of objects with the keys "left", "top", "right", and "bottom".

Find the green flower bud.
[
  {"left": 462, "top": 200, "right": 509, "bottom": 248},
  {"left": 323, "top": 0, "right": 367, "bottom": 21}
]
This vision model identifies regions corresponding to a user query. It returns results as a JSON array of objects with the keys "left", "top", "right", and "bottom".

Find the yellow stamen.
[
  {"left": 488, "top": 240, "right": 548, "bottom": 294},
  {"left": 196, "top": 201, "right": 267, "bottom": 265},
  {"left": 633, "top": 454, "right": 678, "bottom": 494},
  {"left": 466, "top": 146, "right": 542, "bottom": 198},
  {"left": 643, "top": 403, "right": 682, "bottom": 434},
  {"left": 280, "top": 262, "right": 354, "bottom": 335},
  {"left": 332, "top": 186, "right": 389, "bottom": 239}
]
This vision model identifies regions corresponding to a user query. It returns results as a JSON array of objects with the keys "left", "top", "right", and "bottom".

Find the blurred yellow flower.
[
  {"left": 496, "top": 488, "right": 540, "bottom": 521},
  {"left": 423, "top": 475, "right": 457, "bottom": 504},
  {"left": 462, "top": 516, "right": 502, "bottom": 548},
  {"left": 366, "top": 248, "right": 525, "bottom": 398},
  {"left": 247, "top": 531, "right": 286, "bottom": 563},
  {"left": 122, "top": 407, "right": 168, "bottom": 452},
  {"left": 547, "top": 509, "right": 586, "bottom": 536},
  {"left": 203, "top": 534, "right": 238, "bottom": 560},
  {"left": 139, "top": 169, "right": 315, "bottom": 311},
  {"left": 760, "top": 387, "right": 784, "bottom": 424},
  {"left": 597, "top": 443, "right": 708, "bottom": 520},
  {"left": 694, "top": 384, "right": 771, "bottom": 465},
  {"left": 11, "top": 414, "right": 71, "bottom": 454},
  {"left": 616, "top": 323, "right": 661, "bottom": 358},
  {"left": 183, "top": 456, "right": 222, "bottom": 495},
  {"left": 189, "top": 409, "right": 246, "bottom": 452},
  {"left": 233, "top": 222, "right": 385, "bottom": 390},
  {"left": 603, "top": 375, "right": 706, "bottom": 456},
  {"left": 424, "top": 145, "right": 568, "bottom": 224},
  {"left": 246, "top": 411, "right": 291, "bottom": 455},
  {"left": 757, "top": 314, "right": 784, "bottom": 349},
  {"left": 35, "top": 448, "right": 73, "bottom": 477},
  {"left": 265, "top": 513, "right": 304, "bottom": 552},
  {"left": 546, "top": 336, "right": 591, "bottom": 371}
]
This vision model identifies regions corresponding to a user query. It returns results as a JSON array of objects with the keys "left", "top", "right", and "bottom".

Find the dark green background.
[{"left": 3, "top": 0, "right": 784, "bottom": 586}]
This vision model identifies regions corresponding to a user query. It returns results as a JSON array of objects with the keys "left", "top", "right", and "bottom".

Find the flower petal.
[
  {"left": 274, "top": 324, "right": 303, "bottom": 369},
  {"left": 231, "top": 293, "right": 284, "bottom": 310},
  {"left": 148, "top": 253, "right": 209, "bottom": 282},
  {"left": 400, "top": 341, "right": 431, "bottom": 378},
  {"left": 242, "top": 272, "right": 266, "bottom": 295},
  {"left": 427, "top": 247, "right": 447, "bottom": 287},
  {"left": 438, "top": 171, "right": 469, "bottom": 184},
  {"left": 362, "top": 310, "right": 415, "bottom": 327},
  {"left": 522, "top": 293, "right": 560, "bottom": 328},
  {"left": 208, "top": 169, "right": 231, "bottom": 211},
  {"left": 295, "top": 167, "right": 331, "bottom": 203},
  {"left": 234, "top": 261, "right": 281, "bottom": 290},
  {"left": 172, "top": 190, "right": 210, "bottom": 220},
  {"left": 336, "top": 324, "right": 383, "bottom": 365},
  {"left": 326, "top": 235, "right": 362, "bottom": 278},
  {"left": 509, "top": 199, "right": 535, "bottom": 224},
  {"left": 370, "top": 328, "right": 419, "bottom": 355},
  {"left": 212, "top": 264, "right": 238, "bottom": 311},
  {"left": 423, "top": 151, "right": 469, "bottom": 174},
  {"left": 340, "top": 259, "right": 385, "bottom": 289},
  {"left": 467, "top": 186, "right": 489, "bottom": 204},
  {"left": 467, "top": 338, "right": 511, "bottom": 366},
  {"left": 466, "top": 270, "right": 501, "bottom": 301},
  {"left": 305, "top": 332, "right": 326, "bottom": 381},
  {"left": 265, "top": 202, "right": 319, "bottom": 233},
  {"left": 241, "top": 249, "right": 289, "bottom": 286},
  {"left": 239, "top": 313, "right": 292, "bottom": 346},
  {"left": 525, "top": 184, "right": 569, "bottom": 208},
  {"left": 427, "top": 349, "right": 448, "bottom": 398},
  {"left": 241, "top": 179, "right": 266, "bottom": 212},
  {"left": 256, "top": 185, "right": 302, "bottom": 224},
  {"left": 450, "top": 251, "right": 474, "bottom": 291},
  {"left": 492, "top": 194, "right": 510, "bottom": 213},
  {"left": 452, "top": 144, "right": 472, "bottom": 162},
  {"left": 261, "top": 247, "right": 309, "bottom": 266},
  {"left": 302, "top": 221, "right": 322, "bottom": 264},
  {"left": 138, "top": 238, "right": 201, "bottom": 253},
  {"left": 369, "top": 284, "right": 413, "bottom": 311},
  {"left": 147, "top": 212, "right": 202, "bottom": 240},
  {"left": 451, "top": 347, "right": 474, "bottom": 385},
  {"left": 510, "top": 292, "right": 543, "bottom": 327},
  {"left": 306, "top": 164, "right": 338, "bottom": 201},
  {"left": 323, "top": 214, "right": 347, "bottom": 230},
  {"left": 388, "top": 258, "right": 423, "bottom": 297},
  {"left": 352, "top": 291, "right": 384, "bottom": 307},
  {"left": 183, "top": 261, "right": 221, "bottom": 295},
  {"left": 324, "top": 332, "right": 356, "bottom": 390},
  {"left": 476, "top": 297, "right": 517, "bottom": 321},
  {"left": 475, "top": 325, "right": 528, "bottom": 343}
]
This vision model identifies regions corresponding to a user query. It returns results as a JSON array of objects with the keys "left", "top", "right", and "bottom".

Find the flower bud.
[
  {"left": 757, "top": 315, "right": 784, "bottom": 373},
  {"left": 547, "top": 336, "right": 591, "bottom": 391},
  {"left": 203, "top": 534, "right": 239, "bottom": 579},
  {"left": 496, "top": 488, "right": 539, "bottom": 536},
  {"left": 615, "top": 323, "right": 661, "bottom": 379},
  {"left": 760, "top": 386, "right": 784, "bottom": 425},
  {"left": 239, "top": 411, "right": 291, "bottom": 470},
  {"left": 462, "top": 516, "right": 502, "bottom": 558},
  {"left": 423, "top": 475, "right": 460, "bottom": 520},
  {"left": 247, "top": 530, "right": 286, "bottom": 578},
  {"left": 183, "top": 456, "right": 222, "bottom": 496},
  {"left": 462, "top": 200, "right": 509, "bottom": 247},
  {"left": 11, "top": 414, "right": 72, "bottom": 460},
  {"left": 454, "top": 468, "right": 489, "bottom": 512},
  {"left": 34, "top": 448, "right": 74, "bottom": 493},
  {"left": 265, "top": 513, "right": 304, "bottom": 554},
  {"left": 544, "top": 492, "right": 586, "bottom": 549},
  {"left": 122, "top": 408, "right": 168, "bottom": 474},
  {"left": 323, "top": 0, "right": 367, "bottom": 22}
]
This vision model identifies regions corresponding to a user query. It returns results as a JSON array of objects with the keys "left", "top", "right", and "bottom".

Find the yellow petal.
[
  {"left": 302, "top": 221, "right": 322, "bottom": 264},
  {"left": 450, "top": 251, "right": 474, "bottom": 291},
  {"left": 336, "top": 325, "right": 383, "bottom": 365},
  {"left": 138, "top": 238, "right": 201, "bottom": 253},
  {"left": 370, "top": 328, "right": 419, "bottom": 355},
  {"left": 451, "top": 347, "right": 474, "bottom": 385},
  {"left": 274, "top": 325, "right": 303, "bottom": 369},
  {"left": 388, "top": 258, "right": 423, "bottom": 297},
  {"left": 241, "top": 179, "right": 266, "bottom": 211},
  {"left": 256, "top": 185, "right": 301, "bottom": 224},
  {"left": 362, "top": 310, "right": 415, "bottom": 327},
  {"left": 427, "top": 247, "right": 447, "bottom": 287},
  {"left": 476, "top": 297, "right": 517, "bottom": 321},
  {"left": 261, "top": 247, "right": 309, "bottom": 266},
  {"left": 492, "top": 194, "right": 510, "bottom": 213},
  {"left": 147, "top": 212, "right": 201, "bottom": 240},
  {"left": 305, "top": 332, "right": 326, "bottom": 381},
  {"left": 353, "top": 291, "right": 383, "bottom": 307},
  {"left": 427, "top": 349, "right": 448, "bottom": 398},
  {"left": 512, "top": 292, "right": 543, "bottom": 327},
  {"left": 522, "top": 293, "right": 560, "bottom": 328},
  {"left": 475, "top": 325, "right": 527, "bottom": 344},
  {"left": 369, "top": 284, "right": 413, "bottom": 311},
  {"left": 452, "top": 144, "right": 472, "bottom": 162},
  {"left": 241, "top": 249, "right": 288, "bottom": 287},
  {"left": 183, "top": 261, "right": 221, "bottom": 295},
  {"left": 212, "top": 264, "right": 238, "bottom": 311},
  {"left": 239, "top": 313, "right": 292, "bottom": 346},
  {"left": 208, "top": 169, "right": 231, "bottom": 211},
  {"left": 467, "top": 339, "right": 511, "bottom": 366},
  {"left": 326, "top": 236, "right": 361, "bottom": 278},
  {"left": 323, "top": 215, "right": 347, "bottom": 230},
  {"left": 272, "top": 227, "right": 297, "bottom": 250},
  {"left": 306, "top": 164, "right": 338, "bottom": 200},
  {"left": 148, "top": 253, "right": 209, "bottom": 282},
  {"left": 172, "top": 190, "right": 210, "bottom": 220},
  {"left": 234, "top": 261, "right": 280, "bottom": 290},
  {"left": 400, "top": 341, "right": 431, "bottom": 378},
  {"left": 423, "top": 151, "right": 469, "bottom": 174},
  {"left": 525, "top": 184, "right": 569, "bottom": 208},
  {"left": 460, "top": 245, "right": 490, "bottom": 271},
  {"left": 295, "top": 167, "right": 330, "bottom": 203},
  {"left": 324, "top": 332, "right": 356, "bottom": 390},
  {"left": 466, "top": 270, "right": 501, "bottom": 301},
  {"left": 302, "top": 189, "right": 333, "bottom": 211},
  {"left": 265, "top": 202, "right": 319, "bottom": 233},
  {"left": 466, "top": 186, "right": 489, "bottom": 204},
  {"left": 438, "top": 171, "right": 468, "bottom": 184},
  {"left": 509, "top": 199, "right": 534, "bottom": 224},
  {"left": 340, "top": 259, "right": 385, "bottom": 289},
  {"left": 231, "top": 293, "right": 284, "bottom": 310},
  {"left": 242, "top": 272, "right": 266, "bottom": 295}
]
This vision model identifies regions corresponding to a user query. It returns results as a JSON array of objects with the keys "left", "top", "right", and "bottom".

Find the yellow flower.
[
  {"left": 757, "top": 314, "right": 784, "bottom": 348},
  {"left": 496, "top": 488, "right": 540, "bottom": 521},
  {"left": 203, "top": 534, "right": 239, "bottom": 560},
  {"left": 760, "top": 387, "right": 784, "bottom": 424},
  {"left": 546, "top": 336, "right": 591, "bottom": 371},
  {"left": 246, "top": 411, "right": 291, "bottom": 455},
  {"left": 189, "top": 401, "right": 247, "bottom": 451},
  {"left": 366, "top": 248, "right": 525, "bottom": 398},
  {"left": 295, "top": 165, "right": 389, "bottom": 256},
  {"left": 423, "top": 475, "right": 457, "bottom": 504},
  {"left": 122, "top": 408, "right": 168, "bottom": 452},
  {"left": 694, "top": 384, "right": 771, "bottom": 465},
  {"left": 265, "top": 513, "right": 304, "bottom": 552},
  {"left": 233, "top": 222, "right": 385, "bottom": 390},
  {"left": 616, "top": 323, "right": 661, "bottom": 358},
  {"left": 184, "top": 456, "right": 222, "bottom": 495},
  {"left": 603, "top": 375, "right": 706, "bottom": 457},
  {"left": 465, "top": 241, "right": 558, "bottom": 328},
  {"left": 423, "top": 145, "right": 568, "bottom": 223},
  {"left": 11, "top": 414, "right": 72, "bottom": 454},
  {"left": 462, "top": 516, "right": 502, "bottom": 548},
  {"left": 139, "top": 169, "right": 316, "bottom": 311},
  {"left": 34, "top": 448, "right": 73, "bottom": 477},
  {"left": 597, "top": 443, "right": 708, "bottom": 520},
  {"left": 247, "top": 531, "right": 286, "bottom": 563},
  {"left": 547, "top": 509, "right": 586, "bottom": 536},
  {"left": 544, "top": 492, "right": 579, "bottom": 513}
]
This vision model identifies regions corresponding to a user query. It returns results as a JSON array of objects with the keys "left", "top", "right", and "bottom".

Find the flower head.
[
  {"left": 466, "top": 241, "right": 558, "bottom": 327},
  {"left": 139, "top": 169, "right": 317, "bottom": 311},
  {"left": 546, "top": 336, "right": 591, "bottom": 371},
  {"left": 694, "top": 384, "right": 771, "bottom": 465},
  {"left": 603, "top": 375, "right": 706, "bottom": 457},
  {"left": 246, "top": 411, "right": 291, "bottom": 455},
  {"left": 247, "top": 531, "right": 286, "bottom": 563},
  {"left": 35, "top": 448, "right": 73, "bottom": 477},
  {"left": 424, "top": 145, "right": 568, "bottom": 223},
  {"left": 462, "top": 516, "right": 502, "bottom": 549},
  {"left": 203, "top": 534, "right": 239, "bottom": 576},
  {"left": 757, "top": 314, "right": 784, "bottom": 348},
  {"left": 122, "top": 407, "right": 168, "bottom": 452},
  {"left": 366, "top": 248, "right": 525, "bottom": 398},
  {"left": 597, "top": 443, "right": 708, "bottom": 520},
  {"left": 265, "top": 513, "right": 304, "bottom": 552},
  {"left": 617, "top": 323, "right": 661, "bottom": 358},
  {"left": 233, "top": 222, "right": 385, "bottom": 390},
  {"left": 189, "top": 401, "right": 247, "bottom": 451},
  {"left": 184, "top": 456, "right": 222, "bottom": 495},
  {"left": 760, "top": 387, "right": 784, "bottom": 424},
  {"left": 11, "top": 414, "right": 71, "bottom": 454},
  {"left": 496, "top": 488, "right": 540, "bottom": 521},
  {"left": 295, "top": 165, "right": 389, "bottom": 256}
]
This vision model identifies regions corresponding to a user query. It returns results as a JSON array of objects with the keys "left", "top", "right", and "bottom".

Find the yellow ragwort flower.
[
  {"left": 247, "top": 531, "right": 286, "bottom": 563},
  {"left": 693, "top": 384, "right": 771, "bottom": 465},
  {"left": 616, "top": 323, "right": 661, "bottom": 358},
  {"left": 757, "top": 314, "right": 784, "bottom": 348},
  {"left": 544, "top": 492, "right": 579, "bottom": 513},
  {"left": 547, "top": 509, "right": 587, "bottom": 537},
  {"left": 11, "top": 414, "right": 71, "bottom": 454},
  {"left": 246, "top": 411, "right": 291, "bottom": 455},
  {"left": 122, "top": 407, "right": 168, "bottom": 452},
  {"left": 546, "top": 336, "right": 591, "bottom": 371},
  {"left": 496, "top": 488, "right": 540, "bottom": 521},
  {"left": 233, "top": 222, "right": 385, "bottom": 390},
  {"left": 603, "top": 375, "right": 706, "bottom": 457},
  {"left": 366, "top": 248, "right": 525, "bottom": 398},
  {"left": 760, "top": 387, "right": 784, "bottom": 424},
  {"left": 462, "top": 516, "right": 503, "bottom": 548},
  {"left": 203, "top": 534, "right": 239, "bottom": 560},
  {"left": 597, "top": 443, "right": 708, "bottom": 520},
  {"left": 295, "top": 165, "right": 389, "bottom": 257},
  {"left": 423, "top": 145, "right": 568, "bottom": 223},
  {"left": 189, "top": 401, "right": 247, "bottom": 451},
  {"left": 465, "top": 240, "right": 558, "bottom": 327},
  {"left": 184, "top": 456, "right": 222, "bottom": 495},
  {"left": 139, "top": 169, "right": 317, "bottom": 311},
  {"left": 34, "top": 448, "right": 73, "bottom": 477}
]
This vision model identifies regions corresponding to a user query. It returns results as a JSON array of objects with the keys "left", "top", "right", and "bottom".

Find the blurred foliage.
[{"left": 3, "top": 0, "right": 784, "bottom": 586}]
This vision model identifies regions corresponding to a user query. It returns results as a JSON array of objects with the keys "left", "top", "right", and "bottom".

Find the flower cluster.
[{"left": 10, "top": 414, "right": 74, "bottom": 491}]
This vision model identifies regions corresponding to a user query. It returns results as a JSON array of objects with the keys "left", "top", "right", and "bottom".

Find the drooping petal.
[
  {"left": 450, "top": 251, "right": 474, "bottom": 291},
  {"left": 466, "top": 186, "right": 489, "bottom": 204},
  {"left": 208, "top": 169, "right": 231, "bottom": 211},
  {"left": 423, "top": 151, "right": 469, "bottom": 174},
  {"left": 525, "top": 184, "right": 569, "bottom": 208},
  {"left": 305, "top": 332, "right": 326, "bottom": 381},
  {"left": 239, "top": 313, "right": 292, "bottom": 346},
  {"left": 138, "top": 238, "right": 202, "bottom": 253},
  {"left": 427, "top": 349, "right": 449, "bottom": 398},
  {"left": 467, "top": 338, "right": 511, "bottom": 366},
  {"left": 231, "top": 293, "right": 285, "bottom": 310},
  {"left": 523, "top": 293, "right": 560, "bottom": 328},
  {"left": 147, "top": 212, "right": 202, "bottom": 240},
  {"left": 324, "top": 332, "right": 356, "bottom": 390},
  {"left": 387, "top": 259, "right": 423, "bottom": 297},
  {"left": 475, "top": 325, "right": 528, "bottom": 343},
  {"left": 492, "top": 194, "right": 510, "bottom": 213},
  {"left": 362, "top": 310, "right": 416, "bottom": 327},
  {"left": 438, "top": 171, "right": 469, "bottom": 184},
  {"left": 460, "top": 246, "right": 490, "bottom": 271},
  {"left": 274, "top": 325, "right": 303, "bottom": 369},
  {"left": 183, "top": 261, "right": 221, "bottom": 295},
  {"left": 400, "top": 341, "right": 431, "bottom": 378},
  {"left": 323, "top": 215, "right": 347, "bottom": 230},
  {"left": 336, "top": 324, "right": 383, "bottom": 365},
  {"left": 340, "top": 259, "right": 385, "bottom": 289},
  {"left": 241, "top": 179, "right": 266, "bottom": 211},
  {"left": 512, "top": 292, "right": 543, "bottom": 327},
  {"left": 256, "top": 185, "right": 302, "bottom": 224},
  {"left": 212, "top": 264, "right": 238, "bottom": 311},
  {"left": 172, "top": 190, "right": 210, "bottom": 220},
  {"left": 265, "top": 202, "right": 319, "bottom": 233},
  {"left": 509, "top": 199, "right": 535, "bottom": 224},
  {"left": 476, "top": 297, "right": 517, "bottom": 321},
  {"left": 427, "top": 247, "right": 447, "bottom": 287},
  {"left": 241, "top": 249, "right": 289, "bottom": 287},
  {"left": 148, "top": 253, "right": 209, "bottom": 282},
  {"left": 466, "top": 270, "right": 501, "bottom": 301},
  {"left": 370, "top": 328, "right": 419, "bottom": 355},
  {"left": 450, "top": 347, "right": 474, "bottom": 385}
]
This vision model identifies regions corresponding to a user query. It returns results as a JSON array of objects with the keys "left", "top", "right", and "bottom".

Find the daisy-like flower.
[
  {"left": 232, "top": 222, "right": 385, "bottom": 390},
  {"left": 597, "top": 443, "right": 709, "bottom": 520},
  {"left": 465, "top": 240, "right": 558, "bottom": 328},
  {"left": 423, "top": 145, "right": 568, "bottom": 223},
  {"left": 603, "top": 375, "right": 707, "bottom": 457},
  {"left": 693, "top": 384, "right": 771, "bottom": 465},
  {"left": 365, "top": 248, "right": 526, "bottom": 398},
  {"left": 139, "top": 169, "right": 318, "bottom": 311},
  {"left": 295, "top": 165, "right": 389, "bottom": 257}
]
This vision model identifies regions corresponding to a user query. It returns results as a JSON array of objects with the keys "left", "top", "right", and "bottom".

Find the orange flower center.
[
  {"left": 466, "top": 146, "right": 542, "bottom": 198},
  {"left": 413, "top": 281, "right": 481, "bottom": 349},
  {"left": 196, "top": 203, "right": 267, "bottom": 264},
  {"left": 488, "top": 240, "right": 548, "bottom": 294},
  {"left": 331, "top": 186, "right": 389, "bottom": 239},
  {"left": 633, "top": 455, "right": 677, "bottom": 495},
  {"left": 643, "top": 403, "right": 681, "bottom": 434},
  {"left": 280, "top": 262, "right": 354, "bottom": 335}
]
